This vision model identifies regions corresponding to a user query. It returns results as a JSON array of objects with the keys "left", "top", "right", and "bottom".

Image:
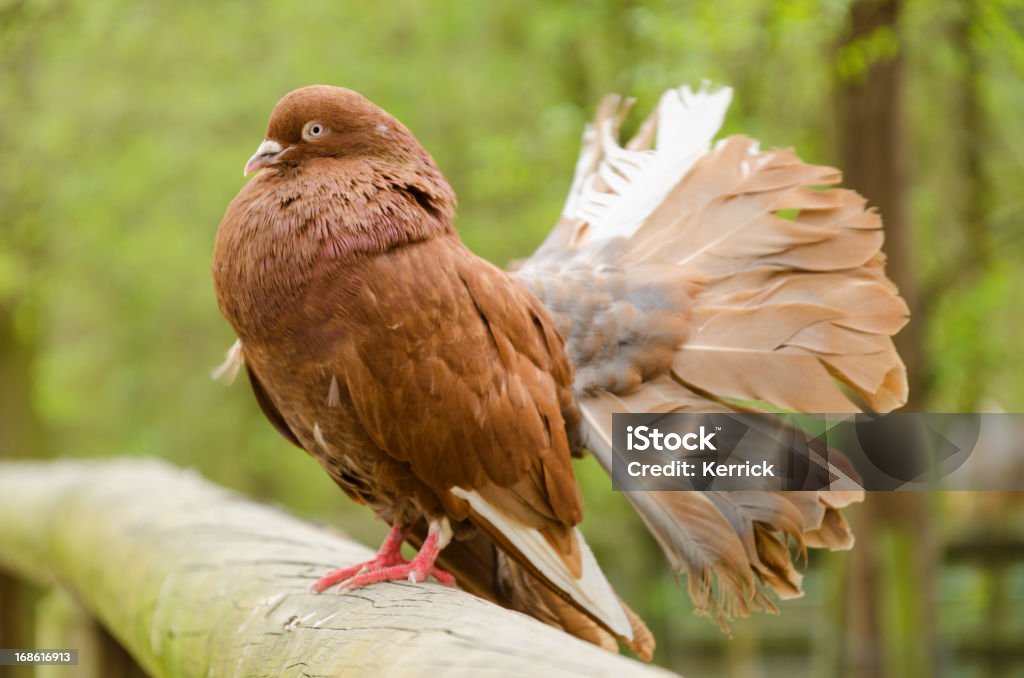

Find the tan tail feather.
[
  {"left": 580, "top": 385, "right": 863, "bottom": 627},
  {"left": 520, "top": 85, "right": 906, "bottom": 634},
  {"left": 495, "top": 553, "right": 655, "bottom": 660},
  {"left": 418, "top": 521, "right": 654, "bottom": 659},
  {"left": 618, "top": 134, "right": 909, "bottom": 413},
  {"left": 451, "top": 486, "right": 638, "bottom": 644}
]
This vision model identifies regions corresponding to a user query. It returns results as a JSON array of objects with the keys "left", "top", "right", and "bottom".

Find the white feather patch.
[
  {"left": 327, "top": 375, "right": 341, "bottom": 407},
  {"left": 430, "top": 516, "right": 454, "bottom": 549},
  {"left": 211, "top": 339, "right": 244, "bottom": 385},
  {"left": 569, "top": 83, "right": 733, "bottom": 244},
  {"left": 450, "top": 486, "right": 632, "bottom": 639},
  {"left": 561, "top": 123, "right": 601, "bottom": 219},
  {"left": 313, "top": 423, "right": 327, "bottom": 449}
]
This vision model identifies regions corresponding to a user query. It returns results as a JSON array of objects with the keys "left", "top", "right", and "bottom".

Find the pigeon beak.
[{"left": 244, "top": 139, "right": 285, "bottom": 176}]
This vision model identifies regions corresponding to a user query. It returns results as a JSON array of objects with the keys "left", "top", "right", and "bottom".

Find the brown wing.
[
  {"left": 337, "top": 234, "right": 583, "bottom": 535},
  {"left": 331, "top": 235, "right": 648, "bottom": 650}
]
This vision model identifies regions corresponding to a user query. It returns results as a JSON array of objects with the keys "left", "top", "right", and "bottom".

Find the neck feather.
[{"left": 213, "top": 156, "right": 457, "bottom": 336}]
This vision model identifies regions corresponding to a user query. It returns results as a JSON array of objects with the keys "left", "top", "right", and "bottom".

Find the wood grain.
[{"left": 0, "top": 459, "right": 676, "bottom": 677}]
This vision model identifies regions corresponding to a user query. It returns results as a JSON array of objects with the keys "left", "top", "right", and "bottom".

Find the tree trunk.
[{"left": 836, "top": 1, "right": 939, "bottom": 677}]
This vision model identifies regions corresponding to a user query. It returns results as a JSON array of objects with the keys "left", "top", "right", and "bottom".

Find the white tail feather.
[
  {"left": 451, "top": 486, "right": 633, "bottom": 639},
  {"left": 568, "top": 83, "right": 733, "bottom": 244}
]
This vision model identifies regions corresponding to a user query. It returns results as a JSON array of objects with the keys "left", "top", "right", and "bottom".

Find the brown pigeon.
[{"left": 212, "top": 84, "right": 907, "bottom": 659}]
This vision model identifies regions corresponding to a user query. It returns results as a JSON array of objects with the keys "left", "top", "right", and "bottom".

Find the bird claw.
[
  {"left": 309, "top": 522, "right": 456, "bottom": 593},
  {"left": 308, "top": 552, "right": 405, "bottom": 593},
  {"left": 329, "top": 560, "right": 456, "bottom": 592}
]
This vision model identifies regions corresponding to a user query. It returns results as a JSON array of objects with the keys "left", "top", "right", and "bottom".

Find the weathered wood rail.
[{"left": 0, "top": 459, "right": 675, "bottom": 677}]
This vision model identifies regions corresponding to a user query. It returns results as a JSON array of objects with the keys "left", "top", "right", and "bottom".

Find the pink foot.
[
  {"left": 333, "top": 557, "right": 456, "bottom": 590},
  {"left": 310, "top": 522, "right": 456, "bottom": 593},
  {"left": 310, "top": 525, "right": 406, "bottom": 593}
]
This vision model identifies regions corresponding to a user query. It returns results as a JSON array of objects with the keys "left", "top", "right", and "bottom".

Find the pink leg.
[
  {"left": 309, "top": 525, "right": 406, "bottom": 593},
  {"left": 310, "top": 520, "right": 456, "bottom": 593}
]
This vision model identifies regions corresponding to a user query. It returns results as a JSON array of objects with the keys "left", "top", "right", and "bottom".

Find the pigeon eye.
[{"left": 303, "top": 121, "right": 327, "bottom": 140}]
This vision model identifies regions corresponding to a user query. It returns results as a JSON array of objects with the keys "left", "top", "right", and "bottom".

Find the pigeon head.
[{"left": 243, "top": 85, "right": 425, "bottom": 175}]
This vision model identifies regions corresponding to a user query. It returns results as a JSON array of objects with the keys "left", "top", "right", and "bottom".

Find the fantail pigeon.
[{"left": 212, "top": 84, "right": 907, "bottom": 659}]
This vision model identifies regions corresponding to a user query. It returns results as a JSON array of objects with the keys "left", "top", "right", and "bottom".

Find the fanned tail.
[{"left": 518, "top": 84, "right": 908, "bottom": 627}]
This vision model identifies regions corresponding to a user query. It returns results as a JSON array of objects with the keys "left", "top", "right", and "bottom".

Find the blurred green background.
[{"left": 2, "top": 0, "right": 1024, "bottom": 676}]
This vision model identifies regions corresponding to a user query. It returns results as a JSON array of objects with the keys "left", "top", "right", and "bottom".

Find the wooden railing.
[{"left": 0, "top": 459, "right": 674, "bottom": 677}]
